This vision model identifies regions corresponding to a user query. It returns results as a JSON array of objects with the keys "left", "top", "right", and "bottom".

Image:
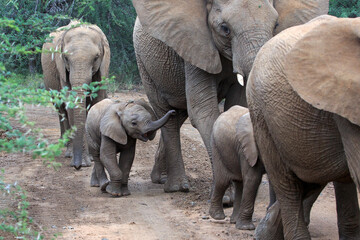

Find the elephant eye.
[
  {"left": 221, "top": 24, "right": 231, "bottom": 37},
  {"left": 131, "top": 121, "right": 137, "bottom": 126},
  {"left": 94, "top": 54, "right": 99, "bottom": 61}
]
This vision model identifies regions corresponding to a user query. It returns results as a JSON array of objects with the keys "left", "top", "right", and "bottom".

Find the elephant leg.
[
  {"left": 209, "top": 145, "right": 231, "bottom": 220},
  {"left": 334, "top": 116, "right": 360, "bottom": 192},
  {"left": 100, "top": 137, "right": 122, "bottom": 196},
  {"left": 58, "top": 104, "right": 72, "bottom": 158},
  {"left": 185, "top": 62, "right": 220, "bottom": 159},
  {"left": 268, "top": 180, "right": 277, "bottom": 210},
  {"left": 302, "top": 184, "right": 324, "bottom": 226},
  {"left": 89, "top": 146, "right": 109, "bottom": 191},
  {"left": 334, "top": 181, "right": 360, "bottom": 240},
  {"left": 235, "top": 166, "right": 262, "bottom": 230},
  {"left": 151, "top": 136, "right": 167, "bottom": 184},
  {"left": 230, "top": 180, "right": 243, "bottom": 224},
  {"left": 81, "top": 133, "right": 92, "bottom": 167},
  {"left": 151, "top": 110, "right": 187, "bottom": 185},
  {"left": 160, "top": 114, "right": 189, "bottom": 192},
  {"left": 253, "top": 118, "right": 310, "bottom": 240},
  {"left": 118, "top": 145, "right": 136, "bottom": 196}
]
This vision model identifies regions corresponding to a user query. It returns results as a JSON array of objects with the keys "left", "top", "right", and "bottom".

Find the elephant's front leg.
[
  {"left": 100, "top": 136, "right": 122, "bottom": 196},
  {"left": 185, "top": 62, "right": 221, "bottom": 159},
  {"left": 118, "top": 143, "right": 136, "bottom": 196}
]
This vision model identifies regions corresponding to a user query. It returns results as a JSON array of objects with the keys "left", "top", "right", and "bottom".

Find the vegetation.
[{"left": 329, "top": 0, "right": 360, "bottom": 18}]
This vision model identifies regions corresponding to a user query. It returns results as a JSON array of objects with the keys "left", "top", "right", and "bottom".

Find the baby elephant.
[
  {"left": 86, "top": 98, "right": 175, "bottom": 196},
  {"left": 209, "top": 105, "right": 265, "bottom": 230}
]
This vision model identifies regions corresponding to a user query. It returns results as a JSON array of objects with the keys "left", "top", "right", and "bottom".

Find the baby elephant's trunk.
[{"left": 145, "top": 110, "right": 176, "bottom": 133}]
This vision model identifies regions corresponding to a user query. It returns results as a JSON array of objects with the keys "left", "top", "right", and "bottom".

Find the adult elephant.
[
  {"left": 247, "top": 15, "right": 360, "bottom": 239},
  {"left": 132, "top": 0, "right": 329, "bottom": 192},
  {"left": 42, "top": 21, "right": 110, "bottom": 169}
]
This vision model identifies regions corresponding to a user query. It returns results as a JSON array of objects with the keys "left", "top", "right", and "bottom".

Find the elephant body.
[
  {"left": 209, "top": 106, "right": 265, "bottom": 230},
  {"left": 247, "top": 16, "right": 360, "bottom": 239},
  {"left": 132, "top": 0, "right": 329, "bottom": 192},
  {"left": 41, "top": 21, "right": 110, "bottom": 169},
  {"left": 86, "top": 99, "right": 175, "bottom": 196}
]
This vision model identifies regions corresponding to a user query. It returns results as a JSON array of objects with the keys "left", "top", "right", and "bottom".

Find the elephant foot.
[
  {"left": 255, "top": 201, "right": 283, "bottom": 240},
  {"left": 81, "top": 154, "right": 92, "bottom": 167},
  {"left": 100, "top": 180, "right": 110, "bottom": 192},
  {"left": 64, "top": 143, "right": 72, "bottom": 158},
  {"left": 223, "top": 187, "right": 234, "bottom": 207},
  {"left": 121, "top": 184, "right": 131, "bottom": 196},
  {"left": 236, "top": 220, "right": 255, "bottom": 230},
  {"left": 230, "top": 214, "right": 238, "bottom": 224},
  {"left": 106, "top": 182, "right": 122, "bottom": 197},
  {"left": 209, "top": 206, "right": 226, "bottom": 220},
  {"left": 164, "top": 177, "right": 190, "bottom": 193},
  {"left": 150, "top": 167, "right": 167, "bottom": 184}
]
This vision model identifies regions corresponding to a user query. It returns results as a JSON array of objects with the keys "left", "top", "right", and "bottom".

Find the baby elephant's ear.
[
  {"left": 236, "top": 113, "right": 258, "bottom": 167},
  {"left": 100, "top": 104, "right": 128, "bottom": 145}
]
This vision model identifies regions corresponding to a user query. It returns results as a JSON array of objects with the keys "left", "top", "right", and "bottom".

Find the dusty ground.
[{"left": 1, "top": 90, "right": 358, "bottom": 240}]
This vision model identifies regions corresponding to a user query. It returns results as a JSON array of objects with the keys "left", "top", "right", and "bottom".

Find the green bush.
[{"left": 329, "top": 0, "right": 360, "bottom": 18}]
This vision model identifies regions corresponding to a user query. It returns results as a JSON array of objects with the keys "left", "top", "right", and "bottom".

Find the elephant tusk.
[{"left": 237, "top": 74, "right": 244, "bottom": 86}]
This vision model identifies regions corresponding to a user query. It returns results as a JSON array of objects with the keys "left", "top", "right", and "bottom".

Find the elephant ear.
[
  {"left": 89, "top": 25, "right": 111, "bottom": 77},
  {"left": 285, "top": 18, "right": 360, "bottom": 126},
  {"left": 133, "top": 98, "right": 157, "bottom": 140},
  {"left": 236, "top": 112, "right": 258, "bottom": 167},
  {"left": 132, "top": 0, "right": 221, "bottom": 74},
  {"left": 273, "top": 0, "right": 329, "bottom": 35},
  {"left": 53, "top": 30, "right": 68, "bottom": 87},
  {"left": 100, "top": 103, "right": 128, "bottom": 145}
]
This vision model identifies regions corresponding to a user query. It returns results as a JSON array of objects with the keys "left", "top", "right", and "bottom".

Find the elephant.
[
  {"left": 41, "top": 20, "right": 110, "bottom": 169},
  {"left": 132, "top": 0, "right": 329, "bottom": 192},
  {"left": 209, "top": 105, "right": 266, "bottom": 230},
  {"left": 246, "top": 15, "right": 360, "bottom": 239},
  {"left": 86, "top": 98, "right": 175, "bottom": 196}
]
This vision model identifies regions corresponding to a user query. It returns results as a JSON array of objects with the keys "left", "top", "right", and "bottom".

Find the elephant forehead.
[
  {"left": 124, "top": 105, "right": 151, "bottom": 119},
  {"left": 64, "top": 28, "right": 102, "bottom": 45}
]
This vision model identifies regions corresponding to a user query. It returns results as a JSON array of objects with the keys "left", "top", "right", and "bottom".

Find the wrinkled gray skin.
[
  {"left": 132, "top": 0, "right": 329, "bottom": 192},
  {"left": 209, "top": 106, "right": 266, "bottom": 230},
  {"left": 247, "top": 16, "right": 360, "bottom": 239},
  {"left": 42, "top": 21, "right": 110, "bottom": 169},
  {"left": 86, "top": 99, "right": 175, "bottom": 196}
]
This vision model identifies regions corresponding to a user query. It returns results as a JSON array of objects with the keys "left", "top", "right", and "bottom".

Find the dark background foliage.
[{"left": 0, "top": 0, "right": 359, "bottom": 87}]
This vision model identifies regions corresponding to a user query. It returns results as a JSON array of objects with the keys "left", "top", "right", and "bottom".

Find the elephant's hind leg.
[
  {"left": 334, "top": 181, "right": 360, "bottom": 240},
  {"left": 160, "top": 110, "right": 189, "bottom": 192},
  {"left": 151, "top": 136, "right": 167, "bottom": 184},
  {"left": 253, "top": 117, "right": 310, "bottom": 239}
]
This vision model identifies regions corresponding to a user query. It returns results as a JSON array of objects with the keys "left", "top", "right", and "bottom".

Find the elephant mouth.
[{"left": 139, "top": 132, "right": 149, "bottom": 142}]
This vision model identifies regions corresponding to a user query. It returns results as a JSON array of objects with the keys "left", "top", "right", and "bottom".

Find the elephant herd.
[{"left": 41, "top": 0, "right": 360, "bottom": 239}]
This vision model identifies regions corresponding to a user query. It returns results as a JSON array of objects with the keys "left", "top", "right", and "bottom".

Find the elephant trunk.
[
  {"left": 71, "top": 86, "right": 87, "bottom": 170},
  {"left": 144, "top": 110, "right": 176, "bottom": 136},
  {"left": 232, "top": 30, "right": 273, "bottom": 79}
]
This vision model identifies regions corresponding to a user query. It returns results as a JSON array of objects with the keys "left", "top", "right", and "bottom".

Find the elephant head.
[
  {"left": 100, "top": 99, "right": 176, "bottom": 145},
  {"left": 54, "top": 21, "right": 110, "bottom": 169},
  {"left": 132, "top": 0, "right": 328, "bottom": 80}
]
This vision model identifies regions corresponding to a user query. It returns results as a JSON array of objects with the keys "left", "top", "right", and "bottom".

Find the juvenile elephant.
[
  {"left": 41, "top": 21, "right": 110, "bottom": 169},
  {"left": 209, "top": 106, "right": 265, "bottom": 230},
  {"left": 86, "top": 98, "right": 175, "bottom": 196},
  {"left": 247, "top": 15, "right": 360, "bottom": 239},
  {"left": 132, "top": 0, "right": 329, "bottom": 192}
]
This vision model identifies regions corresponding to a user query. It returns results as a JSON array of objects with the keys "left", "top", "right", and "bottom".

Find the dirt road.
[{"left": 0, "top": 91, "right": 357, "bottom": 240}]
